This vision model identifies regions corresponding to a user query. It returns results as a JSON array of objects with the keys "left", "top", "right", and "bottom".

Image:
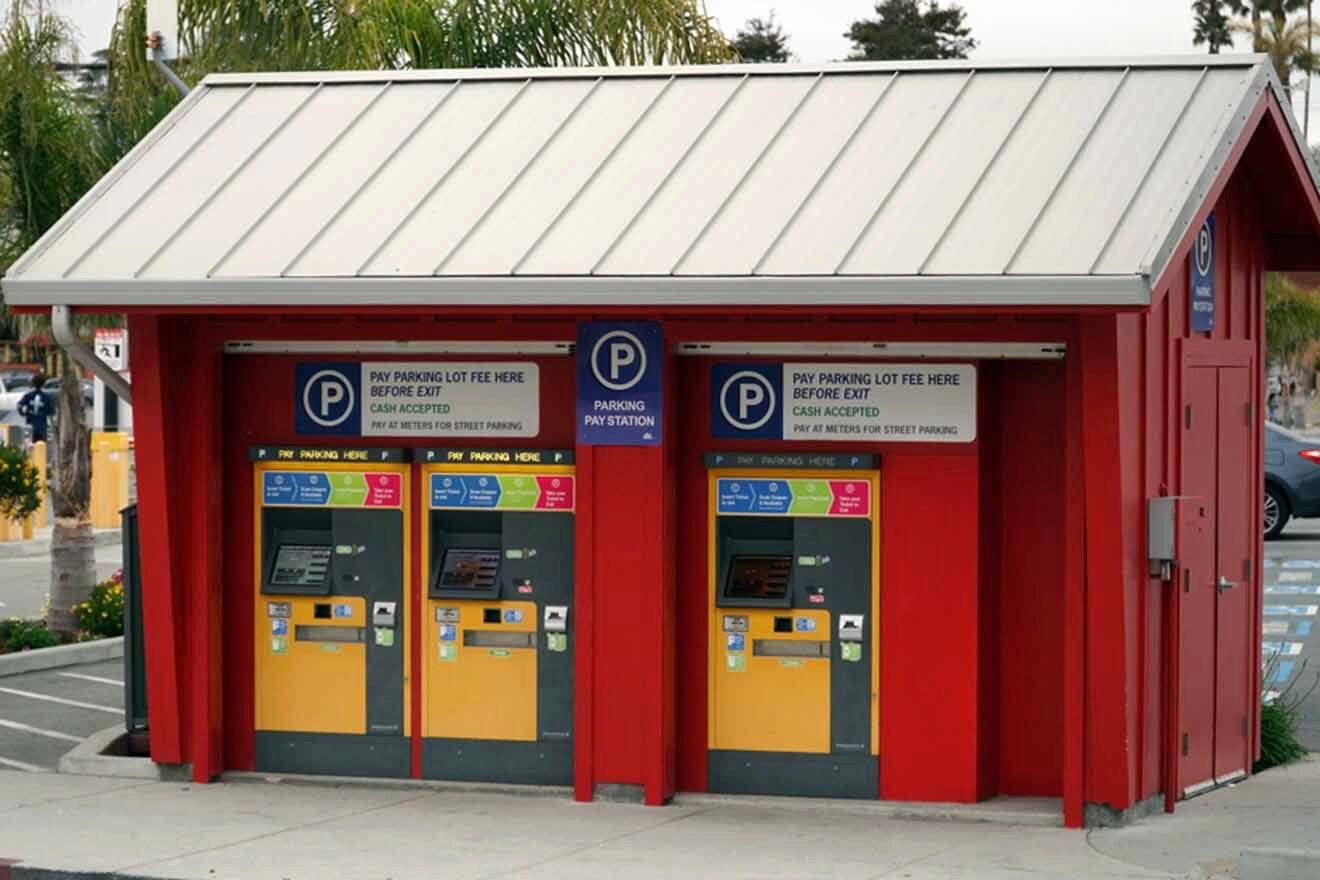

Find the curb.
[
  {"left": 57, "top": 726, "right": 180, "bottom": 782},
  {"left": 672, "top": 792, "right": 1064, "bottom": 827},
  {"left": 0, "top": 637, "right": 122, "bottom": 678},
  {"left": 0, "top": 529, "right": 122, "bottom": 561},
  {"left": 1240, "top": 847, "right": 1320, "bottom": 879}
]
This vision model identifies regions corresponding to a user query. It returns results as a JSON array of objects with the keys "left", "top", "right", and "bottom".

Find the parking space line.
[
  {"left": 0, "top": 718, "right": 83, "bottom": 743},
  {"left": 57, "top": 673, "right": 124, "bottom": 687},
  {"left": 0, "top": 755, "right": 45, "bottom": 772},
  {"left": 0, "top": 687, "right": 119, "bottom": 714}
]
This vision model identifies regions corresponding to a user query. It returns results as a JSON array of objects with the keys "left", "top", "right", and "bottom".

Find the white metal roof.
[{"left": 2, "top": 55, "right": 1300, "bottom": 308}]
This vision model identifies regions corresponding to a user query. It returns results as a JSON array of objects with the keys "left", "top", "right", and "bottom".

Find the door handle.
[{"left": 1217, "top": 576, "right": 1237, "bottom": 592}]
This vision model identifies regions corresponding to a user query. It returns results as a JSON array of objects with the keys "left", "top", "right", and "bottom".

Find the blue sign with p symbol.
[
  {"left": 711, "top": 363, "right": 783, "bottom": 439},
  {"left": 295, "top": 362, "right": 361, "bottom": 435},
  {"left": 577, "top": 322, "right": 663, "bottom": 446}
]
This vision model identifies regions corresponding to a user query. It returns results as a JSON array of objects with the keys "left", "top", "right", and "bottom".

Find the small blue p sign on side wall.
[
  {"left": 1190, "top": 213, "right": 1216, "bottom": 333},
  {"left": 576, "top": 322, "right": 663, "bottom": 446}
]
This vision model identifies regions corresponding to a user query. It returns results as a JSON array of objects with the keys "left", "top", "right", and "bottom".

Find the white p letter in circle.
[
  {"left": 721, "top": 371, "right": 776, "bottom": 431},
  {"left": 1195, "top": 221, "right": 1213, "bottom": 277},
  {"left": 303, "top": 369, "right": 355, "bottom": 428},
  {"left": 591, "top": 330, "right": 647, "bottom": 392}
]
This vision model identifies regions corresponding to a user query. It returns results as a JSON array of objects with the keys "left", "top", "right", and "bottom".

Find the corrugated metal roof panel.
[{"left": 5, "top": 55, "right": 1304, "bottom": 308}]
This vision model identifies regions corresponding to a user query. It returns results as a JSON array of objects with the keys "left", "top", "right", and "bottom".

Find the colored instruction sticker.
[
  {"left": 547, "top": 633, "right": 568, "bottom": 653},
  {"left": 727, "top": 653, "right": 746, "bottom": 672},
  {"left": 334, "top": 603, "right": 354, "bottom": 619},
  {"left": 841, "top": 642, "right": 862, "bottom": 663},
  {"left": 504, "top": 609, "right": 523, "bottom": 624},
  {"left": 375, "top": 627, "right": 395, "bottom": 647},
  {"left": 794, "top": 617, "right": 816, "bottom": 633},
  {"left": 726, "top": 632, "right": 746, "bottom": 652},
  {"left": 439, "top": 624, "right": 457, "bottom": 642},
  {"left": 329, "top": 472, "right": 368, "bottom": 506},
  {"left": 267, "top": 602, "right": 291, "bottom": 618},
  {"left": 271, "top": 619, "right": 289, "bottom": 636},
  {"left": 271, "top": 637, "right": 288, "bottom": 655},
  {"left": 779, "top": 659, "right": 806, "bottom": 669},
  {"left": 439, "top": 643, "right": 457, "bottom": 662},
  {"left": 489, "top": 648, "right": 512, "bottom": 658}
]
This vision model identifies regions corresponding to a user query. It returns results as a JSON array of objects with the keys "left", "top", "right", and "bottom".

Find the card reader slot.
[
  {"left": 295, "top": 625, "right": 366, "bottom": 644},
  {"left": 463, "top": 630, "right": 536, "bottom": 649},
  {"left": 752, "top": 639, "right": 829, "bottom": 658}
]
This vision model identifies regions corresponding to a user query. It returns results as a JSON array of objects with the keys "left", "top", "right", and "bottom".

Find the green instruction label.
[
  {"left": 779, "top": 659, "right": 806, "bottom": 669},
  {"left": 787, "top": 481, "right": 832, "bottom": 516},
  {"left": 439, "top": 643, "right": 457, "bottom": 662},
  {"left": 329, "top": 472, "right": 369, "bottom": 506},
  {"left": 547, "top": 633, "right": 568, "bottom": 653},
  {"left": 271, "top": 637, "right": 288, "bottom": 655},
  {"left": 489, "top": 649, "right": 512, "bottom": 658},
  {"left": 727, "top": 654, "right": 746, "bottom": 672},
  {"left": 498, "top": 476, "right": 541, "bottom": 509},
  {"left": 841, "top": 642, "right": 862, "bottom": 663}
]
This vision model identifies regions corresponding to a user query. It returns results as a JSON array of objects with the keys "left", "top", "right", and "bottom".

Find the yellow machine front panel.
[
  {"left": 424, "top": 599, "right": 538, "bottom": 741},
  {"left": 256, "top": 596, "right": 366, "bottom": 734},
  {"left": 711, "top": 607, "right": 831, "bottom": 753}
]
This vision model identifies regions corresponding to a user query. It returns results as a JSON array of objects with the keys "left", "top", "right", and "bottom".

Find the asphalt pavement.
[
  {"left": 0, "top": 543, "right": 122, "bottom": 620},
  {"left": 1263, "top": 518, "right": 1320, "bottom": 750},
  {"left": 0, "top": 658, "right": 123, "bottom": 772}
]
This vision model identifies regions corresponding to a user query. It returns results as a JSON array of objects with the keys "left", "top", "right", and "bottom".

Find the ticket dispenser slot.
[
  {"left": 708, "top": 469, "right": 877, "bottom": 800},
  {"left": 422, "top": 463, "right": 576, "bottom": 786},
  {"left": 253, "top": 451, "right": 410, "bottom": 779}
]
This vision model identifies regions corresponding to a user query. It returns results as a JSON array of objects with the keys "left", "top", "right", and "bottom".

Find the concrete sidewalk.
[
  {"left": 0, "top": 526, "right": 121, "bottom": 560},
  {"left": 0, "top": 758, "right": 1316, "bottom": 879}
]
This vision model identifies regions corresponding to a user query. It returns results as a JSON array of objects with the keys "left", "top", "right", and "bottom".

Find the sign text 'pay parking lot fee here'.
[
  {"left": 711, "top": 363, "right": 976, "bottom": 442},
  {"left": 295, "top": 362, "right": 539, "bottom": 437}
]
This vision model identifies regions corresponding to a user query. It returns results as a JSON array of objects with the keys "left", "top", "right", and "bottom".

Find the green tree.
[
  {"left": 1266, "top": 273, "right": 1320, "bottom": 370},
  {"left": 732, "top": 12, "right": 791, "bottom": 63},
  {"left": 845, "top": 0, "right": 975, "bottom": 62},
  {"left": 1232, "top": 9, "right": 1318, "bottom": 92},
  {"left": 1193, "top": 0, "right": 1243, "bottom": 52}
]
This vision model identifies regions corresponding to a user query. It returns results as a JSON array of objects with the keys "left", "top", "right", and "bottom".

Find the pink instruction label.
[
  {"left": 364, "top": 473, "right": 403, "bottom": 507},
  {"left": 828, "top": 480, "right": 870, "bottom": 517},
  {"left": 535, "top": 475, "right": 575, "bottom": 511}
]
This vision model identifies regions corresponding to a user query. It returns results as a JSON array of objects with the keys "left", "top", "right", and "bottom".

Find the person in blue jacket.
[{"left": 16, "top": 374, "right": 53, "bottom": 443}]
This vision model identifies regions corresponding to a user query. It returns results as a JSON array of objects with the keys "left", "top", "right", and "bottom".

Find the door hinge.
[
  {"left": 1244, "top": 558, "right": 1251, "bottom": 580},
  {"left": 1184, "top": 567, "right": 1191, "bottom": 593},
  {"left": 1243, "top": 716, "right": 1249, "bottom": 737},
  {"left": 1247, "top": 401, "right": 1254, "bottom": 426},
  {"left": 1182, "top": 732, "right": 1190, "bottom": 756},
  {"left": 1186, "top": 404, "right": 1192, "bottom": 429}
]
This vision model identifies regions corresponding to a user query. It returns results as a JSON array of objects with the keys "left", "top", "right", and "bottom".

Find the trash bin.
[{"left": 122, "top": 503, "right": 148, "bottom": 736}]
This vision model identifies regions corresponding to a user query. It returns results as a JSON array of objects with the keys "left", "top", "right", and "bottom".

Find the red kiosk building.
[{"left": 7, "top": 55, "right": 1320, "bottom": 827}]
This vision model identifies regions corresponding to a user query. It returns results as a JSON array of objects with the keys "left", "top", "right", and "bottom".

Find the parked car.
[{"left": 1265, "top": 422, "right": 1320, "bottom": 538}]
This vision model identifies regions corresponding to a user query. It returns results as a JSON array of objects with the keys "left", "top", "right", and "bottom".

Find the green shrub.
[
  {"left": 0, "top": 445, "right": 42, "bottom": 523},
  {"left": 1255, "top": 651, "right": 1318, "bottom": 773},
  {"left": 1, "top": 619, "right": 59, "bottom": 653},
  {"left": 72, "top": 572, "right": 124, "bottom": 639}
]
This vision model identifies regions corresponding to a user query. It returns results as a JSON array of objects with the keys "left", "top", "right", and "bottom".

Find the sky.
[{"left": 53, "top": 0, "right": 1320, "bottom": 139}]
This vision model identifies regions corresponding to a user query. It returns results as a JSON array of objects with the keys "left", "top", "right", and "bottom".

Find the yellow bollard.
[
  {"left": 31, "top": 440, "right": 47, "bottom": 528},
  {"left": 90, "top": 432, "right": 132, "bottom": 530}
]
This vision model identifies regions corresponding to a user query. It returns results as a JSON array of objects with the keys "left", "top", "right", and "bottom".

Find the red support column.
[
  {"left": 184, "top": 332, "right": 225, "bottom": 781},
  {"left": 125, "top": 316, "right": 184, "bottom": 765},
  {"left": 573, "top": 345, "right": 676, "bottom": 804},
  {"left": 1063, "top": 325, "right": 1087, "bottom": 828}
]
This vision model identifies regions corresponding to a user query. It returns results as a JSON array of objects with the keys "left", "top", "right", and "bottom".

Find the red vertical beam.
[
  {"left": 126, "top": 316, "right": 183, "bottom": 765},
  {"left": 187, "top": 330, "right": 224, "bottom": 781},
  {"left": 573, "top": 446, "right": 596, "bottom": 801},
  {"left": 645, "top": 344, "right": 678, "bottom": 805},
  {"left": 410, "top": 461, "right": 423, "bottom": 779},
  {"left": 1063, "top": 321, "right": 1087, "bottom": 828}
]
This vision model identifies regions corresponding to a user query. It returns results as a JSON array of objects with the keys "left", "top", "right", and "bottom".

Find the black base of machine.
[
  {"left": 707, "top": 750, "right": 878, "bottom": 799},
  {"left": 254, "top": 732, "right": 411, "bottom": 778},
  {"left": 421, "top": 738, "right": 572, "bottom": 786}
]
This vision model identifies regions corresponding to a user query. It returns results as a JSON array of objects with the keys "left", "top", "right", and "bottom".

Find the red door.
[
  {"left": 1179, "top": 363, "right": 1253, "bottom": 797},
  {"left": 1214, "top": 366, "right": 1252, "bottom": 784}
]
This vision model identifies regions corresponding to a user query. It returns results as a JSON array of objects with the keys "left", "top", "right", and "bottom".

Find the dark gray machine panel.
[
  {"left": 503, "top": 512, "right": 575, "bottom": 744},
  {"left": 794, "top": 516, "right": 871, "bottom": 756}
]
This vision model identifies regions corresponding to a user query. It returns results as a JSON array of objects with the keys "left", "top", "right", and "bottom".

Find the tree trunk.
[{"left": 47, "top": 368, "right": 94, "bottom": 637}]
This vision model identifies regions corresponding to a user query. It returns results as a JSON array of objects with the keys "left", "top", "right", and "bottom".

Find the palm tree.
[
  {"left": 0, "top": 2, "right": 109, "bottom": 637},
  {"left": 1232, "top": 10, "right": 1319, "bottom": 97}
]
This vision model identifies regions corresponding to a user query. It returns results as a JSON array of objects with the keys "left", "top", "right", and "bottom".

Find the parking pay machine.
[
  {"left": 707, "top": 454, "right": 879, "bottom": 799},
  {"left": 421, "top": 449, "right": 575, "bottom": 784},
  {"left": 253, "top": 446, "right": 411, "bottom": 777}
]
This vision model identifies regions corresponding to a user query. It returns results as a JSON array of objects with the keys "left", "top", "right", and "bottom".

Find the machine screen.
[
  {"left": 724, "top": 555, "right": 792, "bottom": 601},
  {"left": 437, "top": 548, "right": 501, "bottom": 591},
  {"left": 270, "top": 544, "right": 332, "bottom": 587}
]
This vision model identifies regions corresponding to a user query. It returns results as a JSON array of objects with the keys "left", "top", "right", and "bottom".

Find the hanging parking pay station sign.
[
  {"left": 711, "top": 363, "right": 976, "bottom": 443},
  {"left": 577, "top": 322, "right": 663, "bottom": 446},
  {"left": 295, "top": 362, "right": 539, "bottom": 437},
  {"left": 1189, "top": 213, "right": 1216, "bottom": 333}
]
